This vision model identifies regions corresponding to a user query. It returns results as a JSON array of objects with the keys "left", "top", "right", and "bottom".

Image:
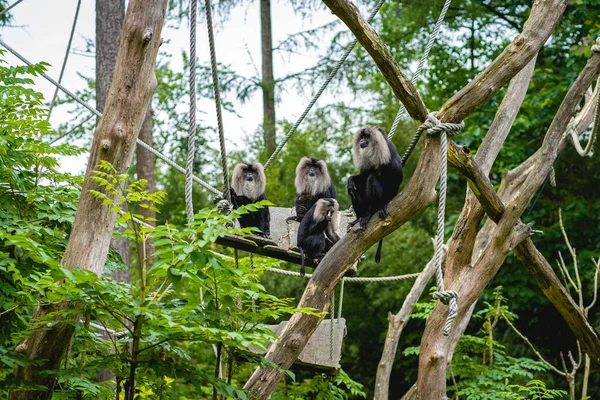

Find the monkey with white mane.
[
  {"left": 347, "top": 126, "right": 403, "bottom": 263},
  {"left": 296, "top": 198, "right": 341, "bottom": 276},
  {"left": 287, "top": 157, "right": 336, "bottom": 223},
  {"left": 230, "top": 162, "right": 270, "bottom": 237}
]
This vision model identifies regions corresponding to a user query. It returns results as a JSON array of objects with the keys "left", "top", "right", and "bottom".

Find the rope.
[
  {"left": 417, "top": 113, "right": 464, "bottom": 336},
  {"left": 267, "top": 267, "right": 420, "bottom": 282},
  {"left": 0, "top": 0, "right": 24, "bottom": 17},
  {"left": 263, "top": 0, "right": 387, "bottom": 169},
  {"left": 0, "top": 39, "right": 223, "bottom": 197},
  {"left": 570, "top": 43, "right": 600, "bottom": 157},
  {"left": 337, "top": 278, "right": 345, "bottom": 324},
  {"left": 47, "top": 0, "right": 81, "bottom": 121},
  {"left": 204, "top": 0, "right": 231, "bottom": 202},
  {"left": 389, "top": 0, "right": 453, "bottom": 140},
  {"left": 330, "top": 288, "right": 335, "bottom": 360},
  {"left": 186, "top": 0, "right": 198, "bottom": 220}
]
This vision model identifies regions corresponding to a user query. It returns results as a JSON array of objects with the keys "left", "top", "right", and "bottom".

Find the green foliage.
[
  {"left": 272, "top": 370, "right": 366, "bottom": 400},
  {"left": 503, "top": 380, "right": 568, "bottom": 400}
]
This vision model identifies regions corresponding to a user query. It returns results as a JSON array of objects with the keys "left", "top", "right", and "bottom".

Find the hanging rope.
[
  {"left": 263, "top": 0, "right": 388, "bottom": 169},
  {"left": 0, "top": 0, "right": 24, "bottom": 17},
  {"left": 204, "top": 0, "right": 231, "bottom": 202},
  {"left": 330, "top": 288, "right": 335, "bottom": 360},
  {"left": 416, "top": 113, "right": 464, "bottom": 336},
  {"left": 337, "top": 278, "right": 345, "bottom": 324},
  {"left": 47, "top": 0, "right": 81, "bottom": 121},
  {"left": 267, "top": 267, "right": 420, "bottom": 282},
  {"left": 389, "top": 0, "right": 453, "bottom": 142},
  {"left": 569, "top": 42, "right": 600, "bottom": 157},
  {"left": 186, "top": 0, "right": 198, "bottom": 220}
]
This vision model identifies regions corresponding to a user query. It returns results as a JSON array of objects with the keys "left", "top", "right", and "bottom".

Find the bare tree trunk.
[
  {"left": 242, "top": 0, "right": 573, "bottom": 397},
  {"left": 96, "top": 0, "right": 127, "bottom": 383},
  {"left": 374, "top": 244, "right": 442, "bottom": 400},
  {"left": 261, "top": 0, "right": 276, "bottom": 154},
  {"left": 8, "top": 2, "right": 167, "bottom": 398}
]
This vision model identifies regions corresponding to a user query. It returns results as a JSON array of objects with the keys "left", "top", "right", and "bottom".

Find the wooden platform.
[
  {"left": 250, "top": 318, "right": 347, "bottom": 373},
  {"left": 216, "top": 207, "right": 357, "bottom": 274}
]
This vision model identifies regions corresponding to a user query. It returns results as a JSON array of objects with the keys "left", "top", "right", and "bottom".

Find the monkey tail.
[
  {"left": 299, "top": 247, "right": 306, "bottom": 276},
  {"left": 375, "top": 239, "right": 383, "bottom": 264}
]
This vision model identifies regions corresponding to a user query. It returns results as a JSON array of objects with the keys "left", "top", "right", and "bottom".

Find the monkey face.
[
  {"left": 358, "top": 132, "right": 371, "bottom": 149},
  {"left": 243, "top": 166, "right": 256, "bottom": 182}
]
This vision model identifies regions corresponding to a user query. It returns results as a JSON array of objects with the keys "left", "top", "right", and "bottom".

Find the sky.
[{"left": 0, "top": 0, "right": 350, "bottom": 175}]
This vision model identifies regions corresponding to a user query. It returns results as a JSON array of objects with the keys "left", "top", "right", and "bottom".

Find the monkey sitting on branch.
[
  {"left": 230, "top": 162, "right": 271, "bottom": 238},
  {"left": 347, "top": 126, "right": 403, "bottom": 263},
  {"left": 287, "top": 157, "right": 336, "bottom": 223},
  {"left": 296, "top": 198, "right": 341, "bottom": 276}
]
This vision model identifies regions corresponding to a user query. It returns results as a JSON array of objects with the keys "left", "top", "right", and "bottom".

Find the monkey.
[
  {"left": 347, "top": 126, "right": 403, "bottom": 264},
  {"left": 296, "top": 198, "right": 341, "bottom": 276},
  {"left": 287, "top": 157, "right": 336, "bottom": 223},
  {"left": 230, "top": 162, "right": 271, "bottom": 238}
]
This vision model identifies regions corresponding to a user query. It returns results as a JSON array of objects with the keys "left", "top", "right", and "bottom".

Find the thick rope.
[
  {"left": 186, "top": 0, "right": 198, "bottom": 220},
  {"left": 570, "top": 42, "right": 600, "bottom": 157},
  {"left": 267, "top": 267, "right": 420, "bottom": 282},
  {"left": 330, "top": 288, "right": 335, "bottom": 360},
  {"left": 337, "top": 278, "right": 345, "bottom": 324},
  {"left": 0, "top": 39, "right": 223, "bottom": 197},
  {"left": 418, "top": 113, "right": 463, "bottom": 336},
  {"left": 263, "top": 0, "right": 387, "bottom": 169},
  {"left": 47, "top": 0, "right": 81, "bottom": 121},
  {"left": 204, "top": 0, "right": 231, "bottom": 202},
  {"left": 0, "top": 0, "right": 24, "bottom": 17},
  {"left": 389, "top": 0, "right": 453, "bottom": 140}
]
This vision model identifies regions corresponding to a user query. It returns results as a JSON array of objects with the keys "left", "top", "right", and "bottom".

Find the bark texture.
[
  {"left": 9, "top": 2, "right": 168, "bottom": 398},
  {"left": 260, "top": 0, "right": 276, "bottom": 154},
  {"left": 373, "top": 243, "right": 443, "bottom": 400}
]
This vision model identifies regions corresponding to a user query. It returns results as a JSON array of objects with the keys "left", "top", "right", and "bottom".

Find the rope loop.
[
  {"left": 217, "top": 199, "right": 233, "bottom": 214},
  {"left": 418, "top": 112, "right": 465, "bottom": 137},
  {"left": 432, "top": 289, "right": 458, "bottom": 305},
  {"left": 592, "top": 39, "right": 600, "bottom": 53}
]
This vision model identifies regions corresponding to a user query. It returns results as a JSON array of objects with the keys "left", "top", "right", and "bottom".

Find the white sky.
[{"left": 0, "top": 0, "right": 351, "bottom": 175}]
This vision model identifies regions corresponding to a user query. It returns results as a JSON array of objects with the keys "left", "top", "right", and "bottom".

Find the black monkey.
[
  {"left": 296, "top": 198, "right": 341, "bottom": 276},
  {"left": 287, "top": 157, "right": 336, "bottom": 223},
  {"left": 347, "top": 126, "right": 403, "bottom": 263},
  {"left": 230, "top": 162, "right": 271, "bottom": 238}
]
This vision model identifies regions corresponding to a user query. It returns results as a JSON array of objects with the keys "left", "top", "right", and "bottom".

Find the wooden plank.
[{"left": 216, "top": 207, "right": 359, "bottom": 274}]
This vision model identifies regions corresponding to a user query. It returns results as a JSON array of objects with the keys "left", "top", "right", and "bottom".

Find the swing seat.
[
  {"left": 216, "top": 207, "right": 358, "bottom": 275},
  {"left": 250, "top": 318, "right": 347, "bottom": 374}
]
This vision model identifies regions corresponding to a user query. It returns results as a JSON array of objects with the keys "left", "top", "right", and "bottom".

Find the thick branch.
[
  {"left": 374, "top": 242, "right": 444, "bottom": 400},
  {"left": 244, "top": 135, "right": 441, "bottom": 398},
  {"left": 9, "top": 2, "right": 168, "bottom": 399}
]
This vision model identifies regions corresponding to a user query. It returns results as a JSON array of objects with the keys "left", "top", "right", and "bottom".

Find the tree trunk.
[
  {"left": 96, "top": 0, "right": 127, "bottom": 383},
  {"left": 9, "top": 2, "right": 167, "bottom": 398},
  {"left": 261, "top": 0, "right": 276, "bottom": 154},
  {"left": 243, "top": 1, "right": 574, "bottom": 397},
  {"left": 373, "top": 244, "right": 442, "bottom": 400}
]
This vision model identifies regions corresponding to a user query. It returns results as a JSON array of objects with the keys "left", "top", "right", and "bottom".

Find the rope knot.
[
  {"left": 592, "top": 39, "right": 600, "bottom": 53},
  {"left": 432, "top": 289, "right": 458, "bottom": 305},
  {"left": 417, "top": 112, "right": 465, "bottom": 137},
  {"left": 217, "top": 199, "right": 233, "bottom": 214}
]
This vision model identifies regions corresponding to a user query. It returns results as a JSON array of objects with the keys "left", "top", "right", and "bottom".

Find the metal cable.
[
  {"left": 204, "top": 0, "right": 231, "bottom": 202},
  {"left": 263, "top": 0, "right": 388, "bottom": 169},
  {"left": 417, "top": 113, "right": 464, "bottom": 336},
  {"left": 186, "top": 0, "right": 198, "bottom": 220},
  {"left": 47, "top": 0, "right": 81, "bottom": 121},
  {"left": 0, "top": 0, "right": 24, "bottom": 17},
  {"left": 0, "top": 39, "right": 223, "bottom": 197}
]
